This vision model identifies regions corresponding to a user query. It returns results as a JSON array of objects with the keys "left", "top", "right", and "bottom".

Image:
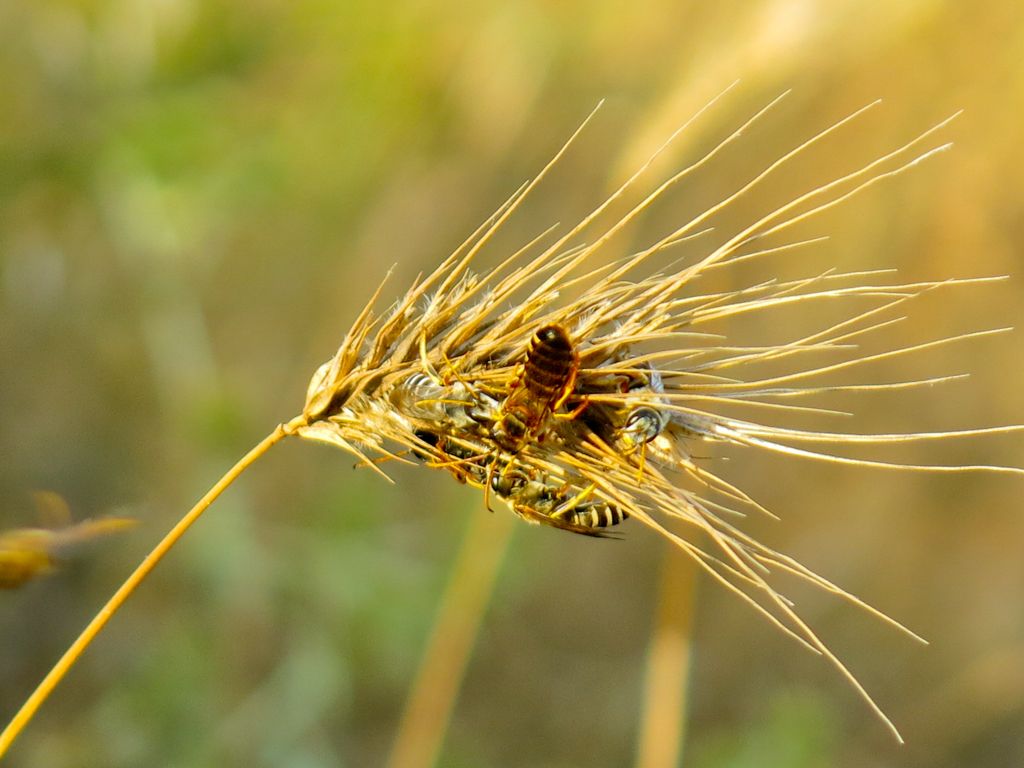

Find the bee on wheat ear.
[
  {"left": 2, "top": 88, "right": 1022, "bottom": 757},
  {"left": 490, "top": 323, "right": 585, "bottom": 452}
]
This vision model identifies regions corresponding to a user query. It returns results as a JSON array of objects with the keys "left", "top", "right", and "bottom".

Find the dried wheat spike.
[
  {"left": 297, "top": 90, "right": 1023, "bottom": 741},
  {"left": 5, "top": 90, "right": 1020, "bottom": 758}
]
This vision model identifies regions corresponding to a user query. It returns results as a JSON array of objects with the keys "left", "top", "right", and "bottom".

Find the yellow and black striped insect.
[
  {"left": 487, "top": 461, "right": 628, "bottom": 536},
  {"left": 410, "top": 428, "right": 628, "bottom": 537},
  {"left": 391, "top": 372, "right": 480, "bottom": 431},
  {"left": 474, "top": 444, "right": 629, "bottom": 536},
  {"left": 491, "top": 324, "right": 583, "bottom": 452}
]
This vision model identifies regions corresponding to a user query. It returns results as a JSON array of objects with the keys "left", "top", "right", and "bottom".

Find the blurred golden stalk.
[
  {"left": 386, "top": 509, "right": 515, "bottom": 768},
  {"left": 635, "top": 547, "right": 697, "bottom": 768}
]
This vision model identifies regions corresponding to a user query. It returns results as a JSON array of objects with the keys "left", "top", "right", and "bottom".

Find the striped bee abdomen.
[
  {"left": 560, "top": 501, "right": 629, "bottom": 530},
  {"left": 486, "top": 460, "right": 629, "bottom": 537},
  {"left": 493, "top": 324, "right": 579, "bottom": 451},
  {"left": 522, "top": 325, "right": 578, "bottom": 404}
]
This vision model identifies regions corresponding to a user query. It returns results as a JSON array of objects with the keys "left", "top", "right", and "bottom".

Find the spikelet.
[{"left": 295, "top": 90, "right": 1023, "bottom": 740}]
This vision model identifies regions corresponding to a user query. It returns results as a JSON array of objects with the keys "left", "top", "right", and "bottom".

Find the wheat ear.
[{"left": 3, "top": 89, "right": 1020, "bottom": 758}]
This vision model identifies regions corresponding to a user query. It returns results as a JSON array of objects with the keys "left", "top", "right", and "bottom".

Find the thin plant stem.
[
  {"left": 635, "top": 546, "right": 698, "bottom": 768},
  {"left": 386, "top": 507, "right": 515, "bottom": 768},
  {"left": 0, "top": 416, "right": 305, "bottom": 760}
]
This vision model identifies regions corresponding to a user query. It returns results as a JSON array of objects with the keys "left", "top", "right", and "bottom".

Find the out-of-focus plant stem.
[
  {"left": 635, "top": 546, "right": 698, "bottom": 768},
  {"left": 386, "top": 508, "right": 515, "bottom": 768}
]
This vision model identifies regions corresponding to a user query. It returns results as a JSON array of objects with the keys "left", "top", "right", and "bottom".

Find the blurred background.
[{"left": 1, "top": 1, "right": 1022, "bottom": 766}]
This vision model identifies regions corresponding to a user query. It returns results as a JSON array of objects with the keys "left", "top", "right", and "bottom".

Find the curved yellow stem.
[{"left": 0, "top": 417, "right": 303, "bottom": 760}]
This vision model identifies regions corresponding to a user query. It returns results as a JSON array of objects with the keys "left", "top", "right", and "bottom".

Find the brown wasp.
[
  {"left": 487, "top": 463, "right": 628, "bottom": 536},
  {"left": 491, "top": 324, "right": 586, "bottom": 452}
]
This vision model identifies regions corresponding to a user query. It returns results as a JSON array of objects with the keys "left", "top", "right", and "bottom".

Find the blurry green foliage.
[{"left": 1, "top": 1, "right": 1022, "bottom": 766}]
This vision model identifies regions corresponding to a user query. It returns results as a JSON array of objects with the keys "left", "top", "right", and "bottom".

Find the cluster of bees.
[{"left": 390, "top": 323, "right": 677, "bottom": 536}]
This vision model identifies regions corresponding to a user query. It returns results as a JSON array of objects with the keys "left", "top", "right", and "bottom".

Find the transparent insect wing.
[
  {"left": 486, "top": 456, "right": 629, "bottom": 536},
  {"left": 391, "top": 373, "right": 478, "bottom": 431},
  {"left": 467, "top": 391, "right": 502, "bottom": 427}
]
